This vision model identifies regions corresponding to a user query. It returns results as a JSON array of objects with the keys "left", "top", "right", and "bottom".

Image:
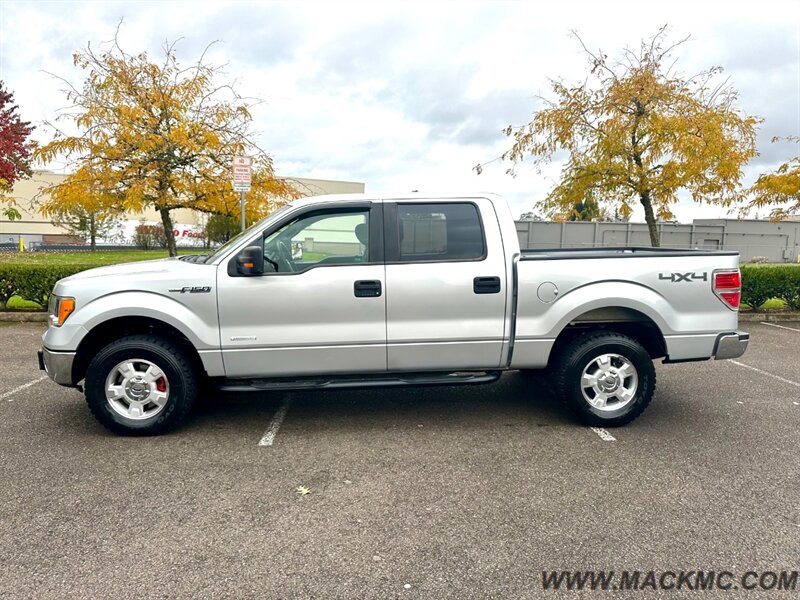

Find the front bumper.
[
  {"left": 713, "top": 331, "right": 749, "bottom": 360},
  {"left": 38, "top": 347, "right": 76, "bottom": 386}
]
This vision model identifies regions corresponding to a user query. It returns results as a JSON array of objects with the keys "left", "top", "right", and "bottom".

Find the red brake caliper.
[{"left": 156, "top": 377, "right": 167, "bottom": 393}]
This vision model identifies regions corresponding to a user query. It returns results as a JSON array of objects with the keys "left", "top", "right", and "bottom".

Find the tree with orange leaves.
[
  {"left": 749, "top": 137, "right": 800, "bottom": 219},
  {"left": 477, "top": 27, "right": 761, "bottom": 246},
  {"left": 35, "top": 32, "right": 298, "bottom": 255}
]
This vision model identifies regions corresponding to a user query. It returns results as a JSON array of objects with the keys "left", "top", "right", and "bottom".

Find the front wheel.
[
  {"left": 552, "top": 332, "right": 656, "bottom": 427},
  {"left": 85, "top": 335, "right": 198, "bottom": 435}
]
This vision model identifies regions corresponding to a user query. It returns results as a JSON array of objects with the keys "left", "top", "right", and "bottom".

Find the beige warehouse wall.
[
  {"left": 1, "top": 172, "right": 365, "bottom": 243},
  {"left": 287, "top": 177, "right": 365, "bottom": 197},
  {"left": 0, "top": 172, "right": 72, "bottom": 238},
  {"left": 129, "top": 177, "right": 365, "bottom": 225}
]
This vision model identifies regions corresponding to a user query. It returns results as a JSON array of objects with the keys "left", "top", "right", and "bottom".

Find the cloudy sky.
[{"left": 1, "top": 0, "right": 798, "bottom": 221}]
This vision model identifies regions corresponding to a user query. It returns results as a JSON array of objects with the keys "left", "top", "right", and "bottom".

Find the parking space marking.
[
  {"left": 258, "top": 396, "right": 292, "bottom": 446},
  {"left": 761, "top": 322, "right": 800, "bottom": 333},
  {"left": 1, "top": 376, "right": 48, "bottom": 402},
  {"left": 590, "top": 427, "right": 617, "bottom": 442},
  {"left": 730, "top": 360, "right": 800, "bottom": 389}
]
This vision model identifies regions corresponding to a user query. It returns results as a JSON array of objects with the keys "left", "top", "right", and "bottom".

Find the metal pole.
[{"left": 240, "top": 190, "right": 246, "bottom": 232}]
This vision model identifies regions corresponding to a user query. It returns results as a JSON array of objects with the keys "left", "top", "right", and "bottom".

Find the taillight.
[{"left": 713, "top": 270, "right": 741, "bottom": 310}]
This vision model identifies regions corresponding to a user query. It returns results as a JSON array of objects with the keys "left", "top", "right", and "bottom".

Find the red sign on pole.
[{"left": 232, "top": 156, "right": 252, "bottom": 192}]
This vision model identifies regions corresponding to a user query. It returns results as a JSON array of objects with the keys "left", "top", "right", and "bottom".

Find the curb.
[
  {"left": 0, "top": 312, "right": 48, "bottom": 322},
  {"left": 738, "top": 311, "right": 800, "bottom": 322}
]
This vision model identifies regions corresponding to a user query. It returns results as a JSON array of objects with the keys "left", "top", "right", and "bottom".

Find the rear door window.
[{"left": 397, "top": 203, "right": 485, "bottom": 262}]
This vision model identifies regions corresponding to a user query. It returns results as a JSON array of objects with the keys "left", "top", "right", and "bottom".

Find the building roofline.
[
  {"left": 286, "top": 191, "right": 505, "bottom": 207},
  {"left": 282, "top": 175, "right": 364, "bottom": 186}
]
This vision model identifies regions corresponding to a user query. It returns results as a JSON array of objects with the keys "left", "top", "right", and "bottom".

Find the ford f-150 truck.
[{"left": 39, "top": 193, "right": 749, "bottom": 435}]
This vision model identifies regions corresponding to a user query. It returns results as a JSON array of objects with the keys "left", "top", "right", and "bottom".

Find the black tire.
[
  {"left": 85, "top": 335, "right": 197, "bottom": 436},
  {"left": 552, "top": 332, "right": 656, "bottom": 427}
]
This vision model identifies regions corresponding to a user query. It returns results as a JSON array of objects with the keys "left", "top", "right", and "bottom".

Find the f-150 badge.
[
  {"left": 169, "top": 286, "right": 212, "bottom": 293},
  {"left": 658, "top": 272, "right": 708, "bottom": 283}
]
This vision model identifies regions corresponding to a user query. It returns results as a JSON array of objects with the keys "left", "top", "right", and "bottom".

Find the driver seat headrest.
[{"left": 354, "top": 223, "right": 368, "bottom": 246}]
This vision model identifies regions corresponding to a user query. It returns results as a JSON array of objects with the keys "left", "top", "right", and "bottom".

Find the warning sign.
[{"left": 232, "top": 156, "right": 252, "bottom": 192}]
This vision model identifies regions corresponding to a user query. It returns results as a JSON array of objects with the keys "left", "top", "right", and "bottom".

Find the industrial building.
[
  {"left": 516, "top": 218, "right": 800, "bottom": 263},
  {"left": 3, "top": 173, "right": 799, "bottom": 262},
  {"left": 0, "top": 171, "right": 364, "bottom": 248}
]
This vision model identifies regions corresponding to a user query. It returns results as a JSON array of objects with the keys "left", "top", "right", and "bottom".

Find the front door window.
[{"left": 263, "top": 210, "right": 370, "bottom": 273}]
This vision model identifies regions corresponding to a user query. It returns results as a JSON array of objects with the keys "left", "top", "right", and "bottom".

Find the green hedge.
[
  {"left": 0, "top": 264, "right": 99, "bottom": 309},
  {"left": 740, "top": 265, "right": 800, "bottom": 310},
  {"left": 2, "top": 260, "right": 799, "bottom": 312}
]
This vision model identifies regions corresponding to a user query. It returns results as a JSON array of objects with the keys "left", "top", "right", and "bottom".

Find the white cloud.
[{"left": 1, "top": 0, "right": 797, "bottom": 221}]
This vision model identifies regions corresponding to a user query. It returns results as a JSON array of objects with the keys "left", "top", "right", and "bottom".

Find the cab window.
[
  {"left": 397, "top": 203, "right": 485, "bottom": 262},
  {"left": 263, "top": 209, "right": 369, "bottom": 273}
]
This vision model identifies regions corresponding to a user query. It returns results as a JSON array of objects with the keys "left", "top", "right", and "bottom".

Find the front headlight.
[{"left": 48, "top": 295, "right": 76, "bottom": 327}]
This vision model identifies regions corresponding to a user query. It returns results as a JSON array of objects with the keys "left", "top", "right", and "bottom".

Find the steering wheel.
[{"left": 275, "top": 239, "right": 295, "bottom": 272}]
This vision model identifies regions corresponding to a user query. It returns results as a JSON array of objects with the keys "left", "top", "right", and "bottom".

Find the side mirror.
[{"left": 236, "top": 246, "right": 264, "bottom": 276}]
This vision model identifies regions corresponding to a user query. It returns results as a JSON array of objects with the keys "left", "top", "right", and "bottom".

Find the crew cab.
[{"left": 39, "top": 193, "right": 749, "bottom": 435}]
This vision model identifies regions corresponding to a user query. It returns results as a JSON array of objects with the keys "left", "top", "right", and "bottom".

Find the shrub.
[
  {"left": 0, "top": 263, "right": 99, "bottom": 309},
  {"left": 773, "top": 267, "right": 800, "bottom": 310},
  {"left": 0, "top": 275, "right": 15, "bottom": 308},
  {"left": 2, "top": 257, "right": 799, "bottom": 313},
  {"left": 740, "top": 265, "right": 800, "bottom": 311},
  {"left": 205, "top": 213, "right": 240, "bottom": 246},
  {"left": 133, "top": 223, "right": 167, "bottom": 250},
  {"left": 740, "top": 266, "right": 781, "bottom": 310}
]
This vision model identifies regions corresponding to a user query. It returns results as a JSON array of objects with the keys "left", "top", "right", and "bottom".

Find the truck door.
[
  {"left": 217, "top": 203, "right": 387, "bottom": 378},
  {"left": 383, "top": 198, "right": 507, "bottom": 371}
]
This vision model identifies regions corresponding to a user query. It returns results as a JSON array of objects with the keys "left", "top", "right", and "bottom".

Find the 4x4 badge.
[{"left": 658, "top": 272, "right": 708, "bottom": 283}]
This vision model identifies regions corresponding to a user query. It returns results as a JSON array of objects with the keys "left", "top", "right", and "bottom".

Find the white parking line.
[
  {"left": 1, "top": 376, "right": 48, "bottom": 402},
  {"left": 730, "top": 360, "right": 800, "bottom": 389},
  {"left": 258, "top": 396, "right": 292, "bottom": 446},
  {"left": 761, "top": 322, "right": 800, "bottom": 333},
  {"left": 590, "top": 427, "right": 617, "bottom": 442}
]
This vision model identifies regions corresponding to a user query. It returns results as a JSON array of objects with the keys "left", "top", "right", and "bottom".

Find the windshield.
[{"left": 203, "top": 205, "right": 294, "bottom": 264}]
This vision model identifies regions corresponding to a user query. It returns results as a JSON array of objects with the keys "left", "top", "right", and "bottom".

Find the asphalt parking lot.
[{"left": 1, "top": 322, "right": 798, "bottom": 599}]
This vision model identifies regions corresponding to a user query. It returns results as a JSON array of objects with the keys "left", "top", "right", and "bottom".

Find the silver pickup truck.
[{"left": 39, "top": 193, "right": 748, "bottom": 435}]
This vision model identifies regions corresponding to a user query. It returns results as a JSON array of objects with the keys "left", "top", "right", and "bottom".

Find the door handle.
[
  {"left": 354, "top": 280, "right": 382, "bottom": 298},
  {"left": 473, "top": 276, "right": 501, "bottom": 294}
]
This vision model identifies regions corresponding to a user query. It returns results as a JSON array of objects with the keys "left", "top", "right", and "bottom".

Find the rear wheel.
[
  {"left": 552, "top": 332, "right": 656, "bottom": 427},
  {"left": 85, "top": 335, "right": 197, "bottom": 435}
]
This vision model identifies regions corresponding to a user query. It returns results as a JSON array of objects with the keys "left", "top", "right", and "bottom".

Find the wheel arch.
[
  {"left": 72, "top": 316, "right": 206, "bottom": 384},
  {"left": 548, "top": 306, "right": 667, "bottom": 367}
]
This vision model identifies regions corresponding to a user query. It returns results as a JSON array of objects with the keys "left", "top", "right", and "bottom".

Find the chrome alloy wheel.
[
  {"left": 104, "top": 359, "right": 170, "bottom": 420},
  {"left": 580, "top": 353, "right": 638, "bottom": 412}
]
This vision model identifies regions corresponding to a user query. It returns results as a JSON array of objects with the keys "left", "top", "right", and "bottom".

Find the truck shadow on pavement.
[
  {"left": 43, "top": 372, "right": 579, "bottom": 438},
  {"left": 189, "top": 371, "right": 574, "bottom": 437}
]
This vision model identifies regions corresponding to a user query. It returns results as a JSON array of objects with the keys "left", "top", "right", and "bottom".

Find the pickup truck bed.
[{"left": 511, "top": 247, "right": 743, "bottom": 370}]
